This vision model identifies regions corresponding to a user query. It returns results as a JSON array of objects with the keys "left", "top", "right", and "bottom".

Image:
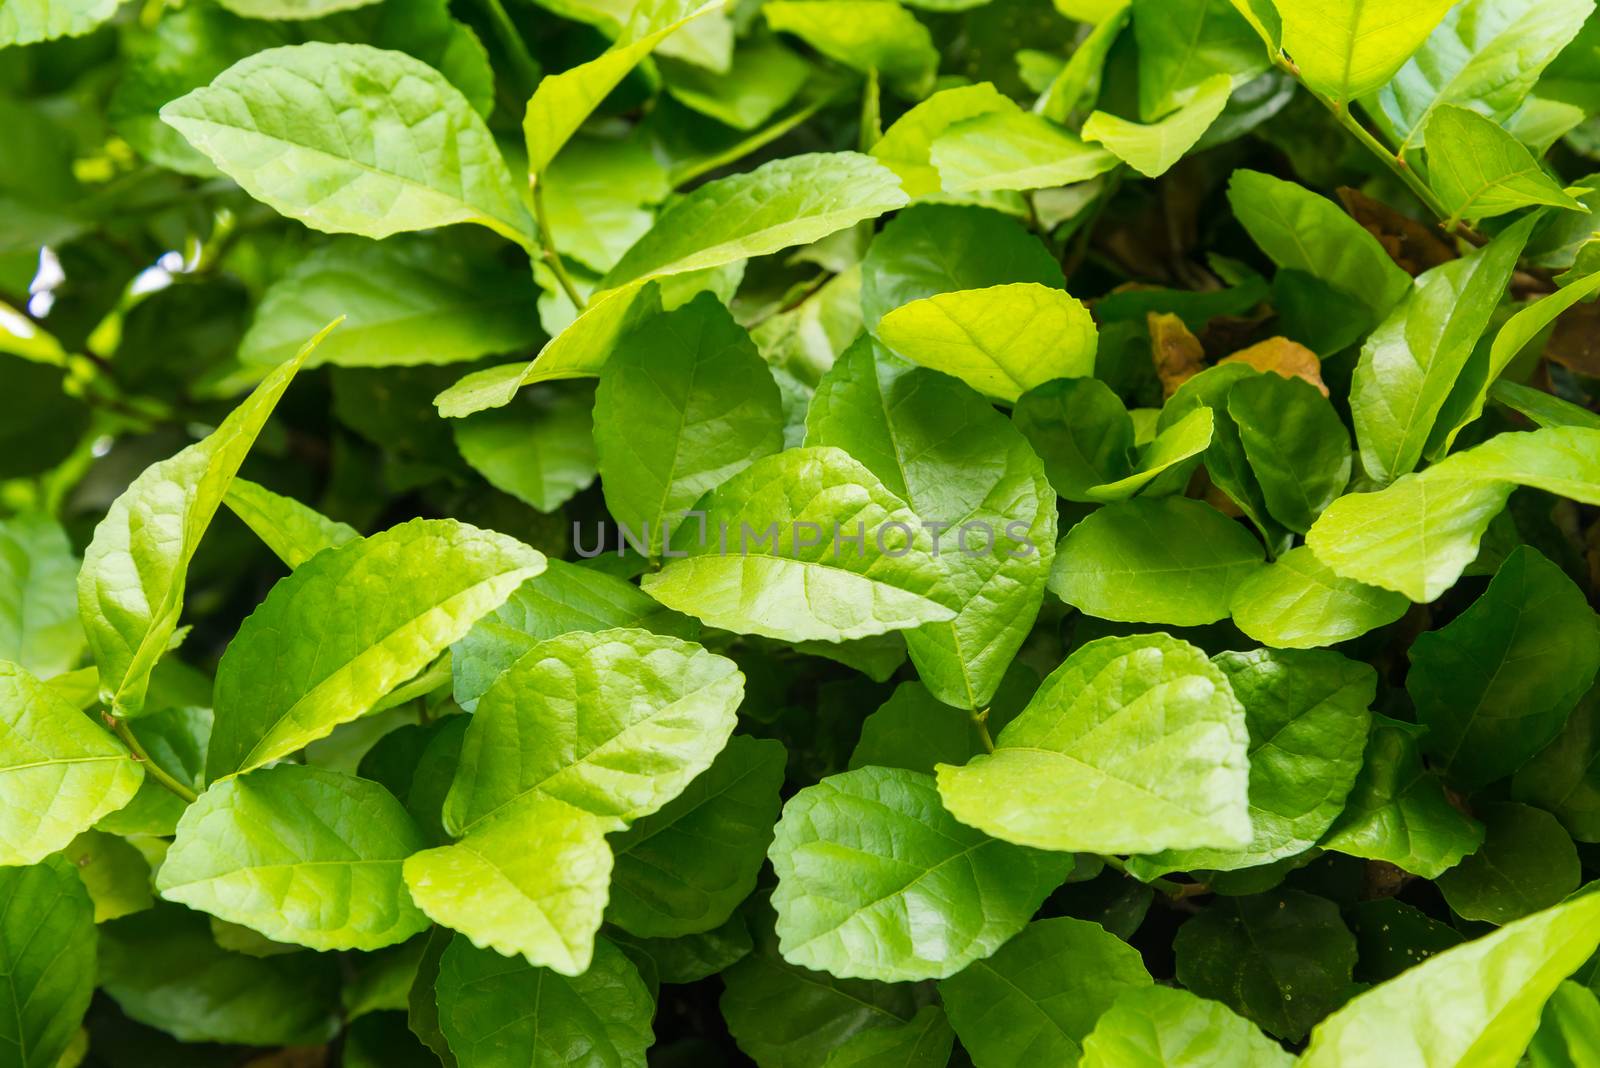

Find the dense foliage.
[{"left": 5, "top": 0, "right": 1600, "bottom": 1063}]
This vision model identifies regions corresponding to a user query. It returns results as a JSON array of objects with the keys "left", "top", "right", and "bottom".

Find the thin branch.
[
  {"left": 108, "top": 715, "right": 199, "bottom": 803},
  {"left": 531, "top": 180, "right": 588, "bottom": 311}
]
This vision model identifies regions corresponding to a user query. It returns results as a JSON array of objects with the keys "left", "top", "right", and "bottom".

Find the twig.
[
  {"left": 107, "top": 714, "right": 198, "bottom": 803},
  {"left": 531, "top": 180, "right": 588, "bottom": 311}
]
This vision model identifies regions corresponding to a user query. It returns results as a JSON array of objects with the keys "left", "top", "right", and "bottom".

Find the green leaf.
[
  {"left": 1228, "top": 545, "right": 1409, "bottom": 649},
  {"left": 1425, "top": 104, "right": 1586, "bottom": 223},
  {"left": 1132, "top": 0, "right": 1269, "bottom": 120},
  {"left": 1082, "top": 73, "right": 1233, "bottom": 177},
  {"left": 1129, "top": 648, "right": 1373, "bottom": 877},
  {"left": 860, "top": 203, "right": 1063, "bottom": 329},
  {"left": 595, "top": 293, "right": 784, "bottom": 555},
  {"left": 822, "top": 1005, "right": 954, "bottom": 1068},
  {"left": 768, "top": 765, "right": 1072, "bottom": 981},
  {"left": 524, "top": 0, "right": 725, "bottom": 176},
  {"left": 804, "top": 337, "right": 1056, "bottom": 709},
  {"left": 1407, "top": 545, "right": 1600, "bottom": 789},
  {"left": 1228, "top": 372, "right": 1351, "bottom": 530},
  {"left": 1512, "top": 686, "right": 1600, "bottom": 842},
  {"left": 1174, "top": 889, "right": 1358, "bottom": 1041},
  {"left": 1320, "top": 716, "right": 1485, "bottom": 879},
  {"left": 662, "top": 39, "right": 812, "bottom": 131},
  {"left": 936, "top": 633, "right": 1252, "bottom": 853},
  {"left": 59, "top": 829, "right": 154, "bottom": 922},
  {"left": 938, "top": 917, "right": 1153, "bottom": 1067},
  {"left": 721, "top": 901, "right": 927, "bottom": 1068},
  {"left": 219, "top": 0, "right": 378, "bottom": 17},
  {"left": 870, "top": 84, "right": 1021, "bottom": 197},
  {"left": 1350, "top": 214, "right": 1534, "bottom": 483},
  {"left": 541, "top": 136, "right": 670, "bottom": 274},
  {"left": 876, "top": 282, "right": 1095, "bottom": 402},
  {"left": 452, "top": 382, "right": 600, "bottom": 513},
  {"left": 0, "top": 661, "right": 142, "bottom": 866},
  {"left": 0, "top": 0, "right": 116, "bottom": 46},
  {"left": 763, "top": 1, "right": 937, "bottom": 97},
  {"left": 1079, "top": 985, "right": 1294, "bottom": 1068},
  {"left": 1490, "top": 379, "right": 1600, "bottom": 431},
  {"left": 223, "top": 477, "right": 359, "bottom": 569},
  {"left": 929, "top": 110, "right": 1119, "bottom": 193},
  {"left": 162, "top": 44, "right": 532, "bottom": 244},
  {"left": 80, "top": 327, "right": 329, "bottom": 718},
  {"left": 1373, "top": 0, "right": 1593, "bottom": 153},
  {"left": 435, "top": 933, "right": 654, "bottom": 1068},
  {"left": 0, "top": 513, "right": 84, "bottom": 679},
  {"left": 1014, "top": 377, "right": 1137, "bottom": 502},
  {"left": 607, "top": 734, "right": 785, "bottom": 938},
  {"left": 99, "top": 903, "right": 340, "bottom": 1046},
  {"left": 157, "top": 764, "right": 430, "bottom": 950},
  {"left": 1528, "top": 981, "right": 1600, "bottom": 1068},
  {"left": 1227, "top": 169, "right": 1412, "bottom": 325},
  {"left": 1435, "top": 802, "right": 1579, "bottom": 925},
  {"left": 639, "top": 447, "right": 956, "bottom": 643},
  {"left": 0, "top": 856, "right": 95, "bottom": 1068},
  {"left": 1049, "top": 496, "right": 1265, "bottom": 626},
  {"left": 206, "top": 518, "right": 545, "bottom": 779},
  {"left": 1275, "top": 0, "right": 1459, "bottom": 104},
  {"left": 450, "top": 559, "right": 696, "bottom": 712},
  {"left": 602, "top": 152, "right": 908, "bottom": 290},
  {"left": 239, "top": 235, "right": 540, "bottom": 370},
  {"left": 1298, "top": 892, "right": 1600, "bottom": 1067},
  {"left": 1305, "top": 427, "right": 1600, "bottom": 602}
]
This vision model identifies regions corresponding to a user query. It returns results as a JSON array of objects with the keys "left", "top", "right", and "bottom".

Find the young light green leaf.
[
  {"left": 939, "top": 917, "right": 1153, "bottom": 1068},
  {"left": 60, "top": 829, "right": 153, "bottom": 922},
  {"left": 162, "top": 43, "right": 532, "bottom": 244},
  {"left": 444, "top": 628, "right": 742, "bottom": 833},
  {"left": 1229, "top": 372, "right": 1351, "bottom": 530},
  {"left": 404, "top": 794, "right": 616, "bottom": 976},
  {"left": 1275, "top": 0, "right": 1459, "bottom": 104},
  {"left": 1174, "top": 889, "right": 1358, "bottom": 1041},
  {"left": 1132, "top": 0, "right": 1268, "bottom": 120},
  {"left": 0, "top": 0, "right": 116, "bottom": 46},
  {"left": 1305, "top": 427, "right": 1600, "bottom": 601},
  {"left": 937, "top": 634, "right": 1252, "bottom": 854},
  {"left": 1049, "top": 496, "right": 1265, "bottom": 626},
  {"left": 595, "top": 293, "right": 784, "bottom": 555},
  {"left": 0, "top": 513, "right": 84, "bottom": 679},
  {"left": 1374, "top": 0, "right": 1593, "bottom": 153},
  {"left": 1129, "top": 648, "right": 1373, "bottom": 878},
  {"left": 1490, "top": 379, "right": 1600, "bottom": 430},
  {"left": 223, "top": 477, "right": 359, "bottom": 569},
  {"left": 1435, "top": 802, "right": 1579, "bottom": 925},
  {"left": 662, "top": 39, "right": 812, "bottom": 131},
  {"left": 206, "top": 518, "right": 545, "bottom": 779},
  {"left": 1350, "top": 214, "right": 1533, "bottom": 483},
  {"left": 238, "top": 235, "right": 541, "bottom": 370},
  {"left": 1528, "top": 981, "right": 1600, "bottom": 1067},
  {"left": 768, "top": 766, "right": 1072, "bottom": 981},
  {"left": 1408, "top": 545, "right": 1600, "bottom": 789},
  {"left": 876, "top": 282, "right": 1095, "bottom": 401},
  {"left": 860, "top": 203, "right": 1064, "bottom": 328},
  {"left": 607, "top": 735, "right": 785, "bottom": 938},
  {"left": 0, "top": 856, "right": 95, "bottom": 1068},
  {"left": 804, "top": 337, "right": 1056, "bottom": 709},
  {"left": 1228, "top": 545, "right": 1409, "bottom": 649},
  {"left": 870, "top": 84, "right": 1019, "bottom": 196},
  {"left": 763, "top": 1, "right": 937, "bottom": 97},
  {"left": 1425, "top": 104, "right": 1586, "bottom": 223},
  {"left": 452, "top": 382, "right": 599, "bottom": 513},
  {"left": 158, "top": 764, "right": 429, "bottom": 950},
  {"left": 1320, "top": 716, "right": 1485, "bottom": 879},
  {"left": 435, "top": 934, "right": 654, "bottom": 1068},
  {"left": 1299, "top": 892, "right": 1600, "bottom": 1067},
  {"left": 929, "top": 110, "right": 1119, "bottom": 193},
  {"left": 1227, "top": 169, "right": 1412, "bottom": 325},
  {"left": 1079, "top": 985, "right": 1294, "bottom": 1068},
  {"left": 1087, "top": 407, "right": 1214, "bottom": 500},
  {"left": 639, "top": 447, "right": 956, "bottom": 643},
  {"left": 80, "top": 325, "right": 329, "bottom": 718},
  {"left": 0, "top": 661, "right": 143, "bottom": 866},
  {"left": 602, "top": 152, "right": 908, "bottom": 290},
  {"left": 1082, "top": 73, "right": 1232, "bottom": 178}
]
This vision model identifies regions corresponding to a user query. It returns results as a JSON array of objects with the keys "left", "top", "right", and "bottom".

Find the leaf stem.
[
  {"left": 972, "top": 707, "right": 995, "bottom": 753},
  {"left": 859, "top": 68, "right": 881, "bottom": 153},
  {"left": 476, "top": 0, "right": 541, "bottom": 101},
  {"left": 531, "top": 180, "right": 588, "bottom": 312},
  {"left": 1100, "top": 855, "right": 1209, "bottom": 900},
  {"left": 107, "top": 715, "right": 198, "bottom": 804}
]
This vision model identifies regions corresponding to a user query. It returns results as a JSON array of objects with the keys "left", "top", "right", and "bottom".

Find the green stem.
[
  {"left": 859, "top": 68, "right": 881, "bottom": 153},
  {"left": 972, "top": 707, "right": 995, "bottom": 754},
  {"left": 109, "top": 716, "right": 198, "bottom": 804},
  {"left": 476, "top": 0, "right": 540, "bottom": 101},
  {"left": 531, "top": 180, "right": 588, "bottom": 312},
  {"left": 1100, "top": 855, "right": 1208, "bottom": 900}
]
